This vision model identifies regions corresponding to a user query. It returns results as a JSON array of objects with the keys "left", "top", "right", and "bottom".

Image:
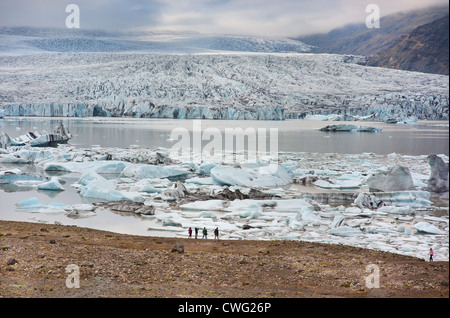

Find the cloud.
[
  {"left": 0, "top": 0, "right": 448, "bottom": 36},
  {"left": 0, "top": 0, "right": 163, "bottom": 30}
]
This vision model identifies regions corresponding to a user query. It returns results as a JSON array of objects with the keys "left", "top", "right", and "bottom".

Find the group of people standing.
[{"left": 188, "top": 227, "right": 219, "bottom": 240}]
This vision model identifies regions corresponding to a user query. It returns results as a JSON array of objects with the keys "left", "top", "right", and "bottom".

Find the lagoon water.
[{"left": 1, "top": 117, "right": 448, "bottom": 156}]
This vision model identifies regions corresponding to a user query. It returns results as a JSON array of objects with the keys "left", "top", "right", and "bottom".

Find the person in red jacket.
[{"left": 429, "top": 248, "right": 434, "bottom": 261}]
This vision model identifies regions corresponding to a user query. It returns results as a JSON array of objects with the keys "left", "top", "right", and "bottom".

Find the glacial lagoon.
[
  {"left": 0, "top": 117, "right": 448, "bottom": 260},
  {"left": 1, "top": 117, "right": 448, "bottom": 156}
]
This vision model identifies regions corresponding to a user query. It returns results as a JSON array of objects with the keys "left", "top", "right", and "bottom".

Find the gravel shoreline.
[{"left": 0, "top": 220, "right": 448, "bottom": 298}]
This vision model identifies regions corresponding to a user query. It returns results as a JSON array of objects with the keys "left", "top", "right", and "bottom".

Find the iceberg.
[
  {"left": 180, "top": 200, "right": 227, "bottom": 211},
  {"left": 313, "top": 174, "right": 365, "bottom": 189},
  {"left": 16, "top": 197, "right": 72, "bottom": 213},
  {"left": 77, "top": 171, "right": 143, "bottom": 202},
  {"left": 37, "top": 176, "right": 65, "bottom": 191},
  {"left": 198, "top": 162, "right": 216, "bottom": 175},
  {"left": 367, "top": 165, "right": 415, "bottom": 192},
  {"left": 0, "top": 170, "right": 44, "bottom": 184},
  {"left": 297, "top": 206, "right": 321, "bottom": 224},
  {"left": 414, "top": 222, "right": 445, "bottom": 235},
  {"left": 426, "top": 154, "right": 449, "bottom": 194},
  {"left": 44, "top": 160, "right": 129, "bottom": 174},
  {"left": 328, "top": 226, "right": 363, "bottom": 237},
  {"left": 273, "top": 199, "right": 312, "bottom": 211},
  {"left": 120, "top": 164, "right": 190, "bottom": 179},
  {"left": 377, "top": 205, "right": 412, "bottom": 215},
  {"left": 304, "top": 114, "right": 343, "bottom": 121},
  {"left": 319, "top": 125, "right": 381, "bottom": 132},
  {"left": 80, "top": 180, "right": 143, "bottom": 202},
  {"left": 185, "top": 176, "right": 215, "bottom": 185},
  {"left": 210, "top": 164, "right": 292, "bottom": 188}
]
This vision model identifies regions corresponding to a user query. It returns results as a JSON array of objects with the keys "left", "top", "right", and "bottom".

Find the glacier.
[{"left": 0, "top": 35, "right": 448, "bottom": 120}]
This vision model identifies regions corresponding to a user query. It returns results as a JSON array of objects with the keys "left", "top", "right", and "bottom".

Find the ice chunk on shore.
[
  {"left": 37, "top": 177, "right": 65, "bottom": 191},
  {"left": 414, "top": 222, "right": 445, "bottom": 235},
  {"left": 211, "top": 164, "right": 292, "bottom": 188}
]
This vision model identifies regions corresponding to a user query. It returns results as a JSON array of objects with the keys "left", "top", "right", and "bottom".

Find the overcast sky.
[{"left": 0, "top": 0, "right": 448, "bottom": 37}]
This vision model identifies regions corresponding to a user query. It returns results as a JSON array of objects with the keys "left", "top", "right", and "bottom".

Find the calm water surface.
[{"left": 1, "top": 117, "right": 448, "bottom": 156}]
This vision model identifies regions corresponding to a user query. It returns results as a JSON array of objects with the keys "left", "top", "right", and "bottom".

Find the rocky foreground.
[{"left": 0, "top": 220, "right": 448, "bottom": 298}]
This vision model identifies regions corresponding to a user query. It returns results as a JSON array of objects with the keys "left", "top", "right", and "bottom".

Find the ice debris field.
[{"left": 0, "top": 144, "right": 448, "bottom": 261}]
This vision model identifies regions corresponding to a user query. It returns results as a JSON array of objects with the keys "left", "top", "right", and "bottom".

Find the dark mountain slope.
[
  {"left": 366, "top": 14, "right": 449, "bottom": 75},
  {"left": 295, "top": 5, "right": 449, "bottom": 57}
]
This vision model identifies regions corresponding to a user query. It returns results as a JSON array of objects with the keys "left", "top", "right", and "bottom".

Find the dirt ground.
[{"left": 0, "top": 220, "right": 448, "bottom": 299}]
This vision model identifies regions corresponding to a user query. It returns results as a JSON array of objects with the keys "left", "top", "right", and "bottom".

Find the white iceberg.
[
  {"left": 377, "top": 205, "right": 412, "bottom": 215},
  {"left": 120, "top": 164, "right": 190, "bottom": 179},
  {"left": 44, "top": 160, "right": 129, "bottom": 174},
  {"left": 185, "top": 176, "right": 215, "bottom": 185},
  {"left": 211, "top": 164, "right": 292, "bottom": 188},
  {"left": 328, "top": 226, "right": 363, "bottom": 237},
  {"left": 414, "top": 222, "right": 445, "bottom": 235},
  {"left": 297, "top": 206, "right": 321, "bottom": 223},
  {"left": 314, "top": 178, "right": 363, "bottom": 189},
  {"left": 80, "top": 180, "right": 143, "bottom": 202},
  {"left": 16, "top": 197, "right": 72, "bottom": 214},
  {"left": 273, "top": 199, "right": 312, "bottom": 211},
  {"left": 180, "top": 200, "right": 227, "bottom": 211},
  {"left": 37, "top": 177, "right": 65, "bottom": 191},
  {"left": 198, "top": 162, "right": 216, "bottom": 175},
  {"left": 77, "top": 171, "right": 143, "bottom": 202}
]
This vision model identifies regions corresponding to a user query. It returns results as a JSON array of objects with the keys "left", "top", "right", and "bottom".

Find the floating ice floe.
[
  {"left": 210, "top": 164, "right": 292, "bottom": 188},
  {"left": 414, "top": 222, "right": 445, "bottom": 235},
  {"left": 314, "top": 173, "right": 365, "bottom": 189},
  {"left": 354, "top": 191, "right": 432, "bottom": 208},
  {"left": 16, "top": 197, "right": 72, "bottom": 213},
  {"left": 319, "top": 124, "right": 382, "bottom": 132},
  {"left": 304, "top": 114, "right": 343, "bottom": 121},
  {"left": 185, "top": 176, "right": 215, "bottom": 185},
  {"left": 198, "top": 162, "right": 216, "bottom": 175},
  {"left": 37, "top": 176, "right": 65, "bottom": 191},
  {"left": 77, "top": 171, "right": 143, "bottom": 202},
  {"left": 44, "top": 160, "right": 129, "bottom": 174},
  {"left": 180, "top": 200, "right": 228, "bottom": 211},
  {"left": 376, "top": 205, "right": 412, "bottom": 215},
  {"left": 367, "top": 165, "right": 415, "bottom": 192},
  {"left": 0, "top": 169, "right": 44, "bottom": 184},
  {"left": 119, "top": 164, "right": 190, "bottom": 179},
  {"left": 328, "top": 226, "right": 363, "bottom": 237}
]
